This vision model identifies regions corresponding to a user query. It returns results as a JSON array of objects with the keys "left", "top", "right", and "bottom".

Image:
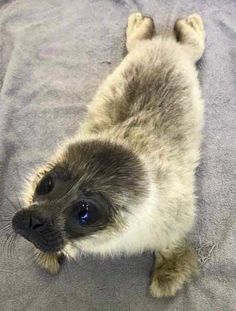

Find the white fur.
[{"left": 64, "top": 162, "right": 193, "bottom": 259}]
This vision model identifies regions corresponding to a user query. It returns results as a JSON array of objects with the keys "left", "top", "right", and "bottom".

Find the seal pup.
[{"left": 12, "top": 12, "right": 205, "bottom": 297}]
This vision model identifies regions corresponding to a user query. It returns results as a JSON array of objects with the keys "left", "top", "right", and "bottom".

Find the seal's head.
[{"left": 12, "top": 139, "right": 150, "bottom": 256}]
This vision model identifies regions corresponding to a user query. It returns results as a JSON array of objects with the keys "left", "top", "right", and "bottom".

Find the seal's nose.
[
  {"left": 12, "top": 208, "right": 63, "bottom": 253},
  {"left": 12, "top": 209, "right": 46, "bottom": 234}
]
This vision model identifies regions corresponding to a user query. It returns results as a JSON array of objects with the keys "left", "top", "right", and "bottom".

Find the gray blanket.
[{"left": 0, "top": 1, "right": 235, "bottom": 310}]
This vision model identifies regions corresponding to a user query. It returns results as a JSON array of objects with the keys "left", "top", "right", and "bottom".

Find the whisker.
[
  {"left": 0, "top": 223, "right": 12, "bottom": 234},
  {"left": 0, "top": 225, "right": 12, "bottom": 231},
  {"left": 2, "top": 232, "right": 14, "bottom": 255},
  {"left": 0, "top": 208, "right": 15, "bottom": 218},
  {"left": 0, "top": 230, "right": 11, "bottom": 238},
  {"left": 0, "top": 218, "right": 12, "bottom": 223},
  {"left": 15, "top": 164, "right": 24, "bottom": 183},
  {"left": 12, "top": 233, "right": 18, "bottom": 257},
  {"left": 5, "top": 196, "right": 19, "bottom": 213},
  {"left": 25, "top": 246, "right": 40, "bottom": 268},
  {"left": 0, "top": 215, "right": 11, "bottom": 220},
  {"left": 0, "top": 227, "right": 11, "bottom": 236},
  {"left": 6, "top": 233, "right": 13, "bottom": 258},
  {"left": 0, "top": 221, "right": 11, "bottom": 227},
  {"left": 15, "top": 194, "right": 23, "bottom": 210},
  {"left": 7, "top": 233, "right": 17, "bottom": 258}
]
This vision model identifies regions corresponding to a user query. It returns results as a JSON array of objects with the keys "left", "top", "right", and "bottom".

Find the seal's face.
[{"left": 12, "top": 140, "right": 148, "bottom": 254}]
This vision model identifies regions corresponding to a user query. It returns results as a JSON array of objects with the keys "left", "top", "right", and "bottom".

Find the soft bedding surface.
[{"left": 0, "top": 1, "right": 235, "bottom": 310}]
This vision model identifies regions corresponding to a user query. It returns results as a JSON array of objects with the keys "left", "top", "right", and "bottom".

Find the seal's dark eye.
[
  {"left": 36, "top": 174, "right": 54, "bottom": 195},
  {"left": 76, "top": 200, "right": 100, "bottom": 226}
]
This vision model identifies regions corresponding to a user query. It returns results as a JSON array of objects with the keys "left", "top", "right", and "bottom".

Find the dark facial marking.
[
  {"left": 12, "top": 207, "right": 64, "bottom": 253},
  {"left": 65, "top": 192, "right": 112, "bottom": 239},
  {"left": 63, "top": 140, "right": 148, "bottom": 203},
  {"left": 14, "top": 140, "right": 148, "bottom": 252},
  {"left": 36, "top": 174, "right": 54, "bottom": 195},
  {"left": 33, "top": 166, "right": 72, "bottom": 202}
]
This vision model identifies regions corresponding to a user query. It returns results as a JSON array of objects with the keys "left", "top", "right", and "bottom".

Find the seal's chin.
[{"left": 30, "top": 238, "right": 64, "bottom": 253}]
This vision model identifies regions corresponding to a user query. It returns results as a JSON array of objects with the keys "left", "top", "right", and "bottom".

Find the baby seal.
[{"left": 12, "top": 12, "right": 205, "bottom": 297}]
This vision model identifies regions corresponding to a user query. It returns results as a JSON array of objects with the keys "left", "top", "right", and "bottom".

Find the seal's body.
[{"left": 12, "top": 13, "right": 205, "bottom": 297}]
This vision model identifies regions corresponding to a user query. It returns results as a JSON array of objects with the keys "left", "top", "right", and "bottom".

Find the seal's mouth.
[{"left": 22, "top": 231, "right": 64, "bottom": 253}]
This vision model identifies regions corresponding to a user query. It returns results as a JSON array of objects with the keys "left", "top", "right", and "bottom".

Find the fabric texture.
[{"left": 0, "top": 1, "right": 235, "bottom": 310}]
